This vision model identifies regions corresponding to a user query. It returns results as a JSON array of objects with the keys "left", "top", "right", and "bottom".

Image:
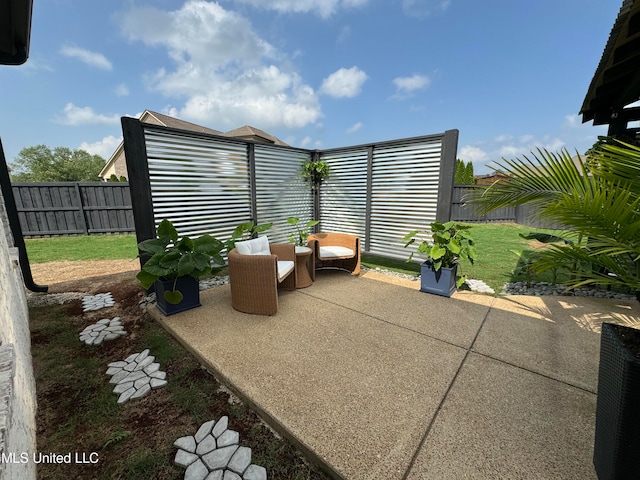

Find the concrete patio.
[{"left": 148, "top": 270, "right": 640, "bottom": 480}]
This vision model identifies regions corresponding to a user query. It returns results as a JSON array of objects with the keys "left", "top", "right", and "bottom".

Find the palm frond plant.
[{"left": 467, "top": 141, "right": 640, "bottom": 294}]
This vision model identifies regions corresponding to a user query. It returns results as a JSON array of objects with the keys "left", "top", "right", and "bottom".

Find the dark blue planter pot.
[
  {"left": 593, "top": 322, "right": 640, "bottom": 480},
  {"left": 420, "top": 261, "right": 457, "bottom": 297},
  {"left": 155, "top": 276, "right": 201, "bottom": 316}
]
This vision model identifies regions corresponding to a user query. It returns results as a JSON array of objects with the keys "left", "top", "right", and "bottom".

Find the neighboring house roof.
[
  {"left": 99, "top": 111, "right": 288, "bottom": 179},
  {"left": 580, "top": 0, "right": 640, "bottom": 126},
  {"left": 224, "top": 125, "right": 288, "bottom": 146}
]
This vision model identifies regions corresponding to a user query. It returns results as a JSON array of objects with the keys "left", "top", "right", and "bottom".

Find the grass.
[
  {"left": 31, "top": 278, "right": 329, "bottom": 480},
  {"left": 26, "top": 224, "right": 569, "bottom": 293},
  {"left": 25, "top": 233, "right": 138, "bottom": 263},
  {"left": 362, "top": 222, "right": 570, "bottom": 293}
]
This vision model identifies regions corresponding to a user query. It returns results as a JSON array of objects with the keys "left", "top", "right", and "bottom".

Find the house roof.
[
  {"left": 224, "top": 125, "right": 288, "bottom": 146},
  {"left": 580, "top": 0, "right": 640, "bottom": 125},
  {"left": 0, "top": 0, "right": 33, "bottom": 65},
  {"left": 99, "top": 111, "right": 289, "bottom": 178}
]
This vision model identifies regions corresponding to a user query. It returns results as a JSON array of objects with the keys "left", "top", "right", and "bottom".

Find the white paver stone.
[
  {"left": 93, "top": 336, "right": 104, "bottom": 345},
  {"left": 134, "top": 376, "right": 151, "bottom": 389},
  {"left": 108, "top": 361, "right": 127, "bottom": 368},
  {"left": 98, "top": 318, "right": 111, "bottom": 325},
  {"left": 117, "top": 387, "right": 136, "bottom": 404},
  {"left": 134, "top": 356, "right": 155, "bottom": 370},
  {"left": 223, "top": 471, "right": 241, "bottom": 480},
  {"left": 212, "top": 416, "right": 228, "bottom": 438},
  {"left": 195, "top": 434, "right": 217, "bottom": 456},
  {"left": 205, "top": 471, "right": 223, "bottom": 480},
  {"left": 143, "top": 362, "right": 160, "bottom": 375},
  {"left": 105, "top": 333, "right": 122, "bottom": 341},
  {"left": 109, "top": 369, "right": 130, "bottom": 384},
  {"left": 150, "top": 371, "right": 167, "bottom": 380},
  {"left": 125, "top": 353, "right": 138, "bottom": 362},
  {"left": 243, "top": 465, "right": 267, "bottom": 480},
  {"left": 201, "top": 445, "right": 238, "bottom": 471},
  {"left": 113, "top": 381, "right": 133, "bottom": 394},
  {"left": 93, "top": 324, "right": 107, "bottom": 332},
  {"left": 195, "top": 420, "right": 215, "bottom": 443},
  {"left": 121, "top": 370, "right": 147, "bottom": 384},
  {"left": 174, "top": 436, "right": 197, "bottom": 453},
  {"left": 130, "top": 383, "right": 152, "bottom": 400},
  {"left": 175, "top": 449, "right": 199, "bottom": 468},
  {"left": 228, "top": 446, "right": 251, "bottom": 475},
  {"left": 185, "top": 458, "right": 209, "bottom": 480},
  {"left": 150, "top": 378, "right": 167, "bottom": 389},
  {"left": 216, "top": 429, "right": 239, "bottom": 448},
  {"left": 106, "top": 366, "right": 123, "bottom": 376},
  {"left": 123, "top": 363, "right": 137, "bottom": 372},
  {"left": 135, "top": 349, "right": 150, "bottom": 362}
]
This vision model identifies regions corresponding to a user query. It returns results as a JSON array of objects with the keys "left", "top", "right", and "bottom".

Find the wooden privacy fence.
[
  {"left": 451, "top": 185, "right": 551, "bottom": 228},
  {"left": 11, "top": 182, "right": 134, "bottom": 237}
]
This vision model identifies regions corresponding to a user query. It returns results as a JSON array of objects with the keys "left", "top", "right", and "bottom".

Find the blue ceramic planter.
[
  {"left": 155, "top": 276, "right": 201, "bottom": 316},
  {"left": 420, "top": 261, "right": 457, "bottom": 297}
]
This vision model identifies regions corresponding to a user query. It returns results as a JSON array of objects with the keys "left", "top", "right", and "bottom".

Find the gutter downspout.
[{"left": 0, "top": 139, "right": 47, "bottom": 293}]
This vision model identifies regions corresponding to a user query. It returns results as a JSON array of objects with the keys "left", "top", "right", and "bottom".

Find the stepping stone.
[
  {"left": 82, "top": 293, "right": 115, "bottom": 312},
  {"left": 173, "top": 418, "right": 267, "bottom": 479},
  {"left": 79, "top": 318, "right": 127, "bottom": 346},
  {"left": 104, "top": 349, "right": 168, "bottom": 404}
]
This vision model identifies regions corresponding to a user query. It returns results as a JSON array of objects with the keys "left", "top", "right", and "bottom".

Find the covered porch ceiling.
[
  {"left": 580, "top": 0, "right": 640, "bottom": 132},
  {"left": 0, "top": 0, "right": 33, "bottom": 65}
]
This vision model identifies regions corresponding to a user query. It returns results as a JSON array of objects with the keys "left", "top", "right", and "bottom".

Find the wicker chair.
[
  {"left": 307, "top": 232, "right": 361, "bottom": 277},
  {"left": 228, "top": 236, "right": 296, "bottom": 315}
]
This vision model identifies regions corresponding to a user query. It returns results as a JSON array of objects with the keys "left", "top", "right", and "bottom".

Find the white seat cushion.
[
  {"left": 319, "top": 245, "right": 354, "bottom": 259},
  {"left": 235, "top": 235, "right": 270, "bottom": 255},
  {"left": 277, "top": 260, "right": 294, "bottom": 281}
]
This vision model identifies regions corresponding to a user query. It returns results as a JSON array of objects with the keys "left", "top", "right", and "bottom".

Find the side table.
[{"left": 294, "top": 246, "right": 313, "bottom": 288}]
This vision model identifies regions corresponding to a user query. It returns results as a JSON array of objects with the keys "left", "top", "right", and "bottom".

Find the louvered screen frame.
[
  {"left": 144, "top": 128, "right": 252, "bottom": 241},
  {"left": 369, "top": 139, "right": 443, "bottom": 259},
  {"left": 254, "top": 145, "right": 313, "bottom": 244},
  {"left": 319, "top": 148, "right": 369, "bottom": 239}
]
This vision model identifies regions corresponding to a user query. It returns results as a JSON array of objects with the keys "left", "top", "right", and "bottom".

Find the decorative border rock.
[
  {"left": 105, "top": 349, "right": 167, "bottom": 404},
  {"left": 79, "top": 317, "right": 127, "bottom": 345},
  {"left": 82, "top": 292, "right": 115, "bottom": 312},
  {"left": 174, "top": 416, "right": 267, "bottom": 480}
]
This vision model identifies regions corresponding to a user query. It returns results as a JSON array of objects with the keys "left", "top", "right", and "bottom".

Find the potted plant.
[
  {"left": 301, "top": 159, "right": 329, "bottom": 189},
  {"left": 286, "top": 216, "right": 319, "bottom": 247},
  {"left": 402, "top": 221, "right": 477, "bottom": 297},
  {"left": 593, "top": 322, "right": 640, "bottom": 480},
  {"left": 136, "top": 219, "right": 224, "bottom": 315},
  {"left": 224, "top": 220, "right": 273, "bottom": 252}
]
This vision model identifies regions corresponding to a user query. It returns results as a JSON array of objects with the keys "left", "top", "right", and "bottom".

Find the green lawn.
[
  {"left": 25, "top": 234, "right": 138, "bottom": 263},
  {"left": 25, "top": 224, "right": 565, "bottom": 294}
]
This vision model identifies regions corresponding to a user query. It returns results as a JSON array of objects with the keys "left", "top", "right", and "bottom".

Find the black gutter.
[{"left": 0, "top": 139, "right": 47, "bottom": 293}]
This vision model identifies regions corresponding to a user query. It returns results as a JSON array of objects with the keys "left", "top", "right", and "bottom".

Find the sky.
[{"left": 0, "top": 0, "right": 624, "bottom": 175}]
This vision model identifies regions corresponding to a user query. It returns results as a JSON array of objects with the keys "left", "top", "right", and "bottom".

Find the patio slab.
[{"left": 148, "top": 271, "right": 640, "bottom": 480}]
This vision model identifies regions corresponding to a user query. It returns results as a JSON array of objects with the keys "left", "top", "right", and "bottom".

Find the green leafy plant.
[
  {"left": 300, "top": 160, "right": 329, "bottom": 189},
  {"left": 136, "top": 219, "right": 224, "bottom": 304},
  {"left": 286, "top": 216, "right": 320, "bottom": 246},
  {"left": 402, "top": 221, "right": 477, "bottom": 287},
  {"left": 468, "top": 142, "right": 640, "bottom": 293},
  {"left": 224, "top": 220, "right": 273, "bottom": 252}
]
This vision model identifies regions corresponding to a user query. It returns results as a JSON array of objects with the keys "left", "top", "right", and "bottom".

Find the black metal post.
[{"left": 436, "top": 129, "right": 459, "bottom": 222}]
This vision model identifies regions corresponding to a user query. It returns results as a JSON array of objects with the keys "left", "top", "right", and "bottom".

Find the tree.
[
  {"left": 468, "top": 142, "right": 640, "bottom": 292},
  {"left": 454, "top": 159, "right": 475, "bottom": 185},
  {"left": 10, "top": 145, "right": 106, "bottom": 182}
]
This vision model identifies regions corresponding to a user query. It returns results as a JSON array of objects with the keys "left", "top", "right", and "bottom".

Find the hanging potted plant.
[
  {"left": 136, "top": 219, "right": 224, "bottom": 315},
  {"left": 403, "top": 221, "right": 477, "bottom": 297},
  {"left": 300, "top": 159, "right": 329, "bottom": 189}
]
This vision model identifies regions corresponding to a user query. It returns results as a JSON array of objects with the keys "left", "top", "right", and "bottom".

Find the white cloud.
[
  {"left": 119, "top": 1, "right": 322, "bottom": 130},
  {"left": 59, "top": 45, "right": 112, "bottom": 71},
  {"left": 55, "top": 104, "right": 120, "bottom": 126},
  {"left": 79, "top": 136, "right": 122, "bottom": 159},
  {"left": 320, "top": 67, "right": 368, "bottom": 98},
  {"left": 459, "top": 145, "right": 488, "bottom": 163},
  {"left": 115, "top": 84, "right": 130, "bottom": 97},
  {"left": 402, "top": 0, "right": 451, "bottom": 19},
  {"left": 233, "top": 0, "right": 369, "bottom": 18},
  {"left": 346, "top": 122, "right": 363, "bottom": 133},
  {"left": 392, "top": 74, "right": 430, "bottom": 99}
]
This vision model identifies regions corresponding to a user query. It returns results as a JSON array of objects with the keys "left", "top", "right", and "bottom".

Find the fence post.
[
  {"left": 73, "top": 182, "right": 89, "bottom": 235},
  {"left": 122, "top": 117, "right": 155, "bottom": 265},
  {"left": 436, "top": 129, "right": 459, "bottom": 222},
  {"left": 247, "top": 143, "right": 258, "bottom": 225},
  {"left": 364, "top": 145, "right": 374, "bottom": 252}
]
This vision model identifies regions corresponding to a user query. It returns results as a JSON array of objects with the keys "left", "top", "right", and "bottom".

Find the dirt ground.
[{"left": 29, "top": 259, "right": 140, "bottom": 294}]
